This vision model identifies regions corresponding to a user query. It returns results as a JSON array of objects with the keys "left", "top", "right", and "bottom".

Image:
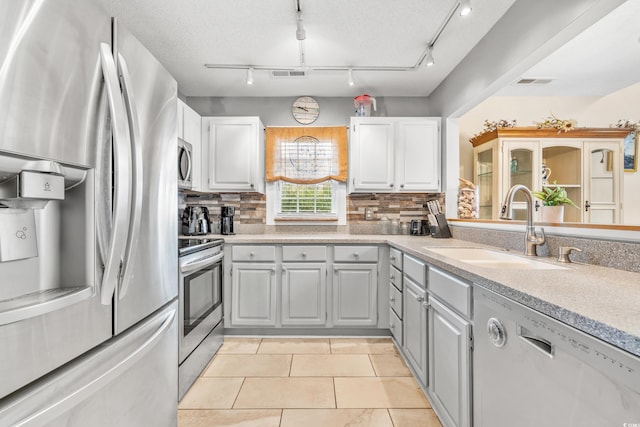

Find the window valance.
[{"left": 265, "top": 127, "right": 348, "bottom": 184}]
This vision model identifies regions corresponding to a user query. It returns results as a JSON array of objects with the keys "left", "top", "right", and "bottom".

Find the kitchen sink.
[{"left": 424, "top": 247, "right": 568, "bottom": 270}]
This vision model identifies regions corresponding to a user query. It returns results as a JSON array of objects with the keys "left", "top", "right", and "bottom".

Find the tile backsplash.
[{"left": 179, "top": 191, "right": 445, "bottom": 233}]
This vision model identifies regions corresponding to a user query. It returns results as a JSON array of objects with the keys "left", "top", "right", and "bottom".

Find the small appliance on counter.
[
  {"left": 410, "top": 219, "right": 429, "bottom": 236},
  {"left": 220, "top": 206, "right": 235, "bottom": 235},
  {"left": 181, "top": 206, "right": 211, "bottom": 235}
]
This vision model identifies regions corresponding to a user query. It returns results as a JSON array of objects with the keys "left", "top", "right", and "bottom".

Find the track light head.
[
  {"left": 246, "top": 68, "right": 254, "bottom": 85},
  {"left": 459, "top": 0, "right": 472, "bottom": 16},
  {"left": 296, "top": 12, "right": 306, "bottom": 40},
  {"left": 347, "top": 68, "right": 355, "bottom": 86},
  {"left": 423, "top": 47, "right": 435, "bottom": 67}
]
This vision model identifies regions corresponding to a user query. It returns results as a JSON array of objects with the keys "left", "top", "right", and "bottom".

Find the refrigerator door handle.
[
  {"left": 98, "top": 42, "right": 133, "bottom": 305},
  {"left": 116, "top": 52, "right": 143, "bottom": 300}
]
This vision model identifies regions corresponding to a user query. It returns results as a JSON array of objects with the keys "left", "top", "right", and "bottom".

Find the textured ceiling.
[
  {"left": 96, "top": 0, "right": 517, "bottom": 97},
  {"left": 497, "top": 0, "right": 640, "bottom": 97}
]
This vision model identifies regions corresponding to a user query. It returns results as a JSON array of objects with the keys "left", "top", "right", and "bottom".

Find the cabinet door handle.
[
  {"left": 390, "top": 256, "right": 396, "bottom": 261},
  {"left": 422, "top": 302, "right": 430, "bottom": 309},
  {"left": 400, "top": 184, "right": 405, "bottom": 188},
  {"left": 390, "top": 323, "right": 395, "bottom": 330},
  {"left": 390, "top": 274, "right": 395, "bottom": 280},
  {"left": 353, "top": 252, "right": 359, "bottom": 258},
  {"left": 271, "top": 268, "right": 276, "bottom": 273},
  {"left": 416, "top": 296, "right": 424, "bottom": 302},
  {"left": 249, "top": 252, "right": 255, "bottom": 257},
  {"left": 389, "top": 183, "right": 394, "bottom": 187},
  {"left": 334, "top": 268, "right": 338, "bottom": 273},
  {"left": 585, "top": 200, "right": 591, "bottom": 212},
  {"left": 389, "top": 297, "right": 396, "bottom": 302},
  {"left": 301, "top": 252, "right": 307, "bottom": 258}
]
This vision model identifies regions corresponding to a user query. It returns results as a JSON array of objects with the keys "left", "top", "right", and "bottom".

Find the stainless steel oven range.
[{"left": 178, "top": 238, "right": 224, "bottom": 399}]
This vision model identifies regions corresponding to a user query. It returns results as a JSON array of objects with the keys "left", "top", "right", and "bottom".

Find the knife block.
[{"left": 429, "top": 214, "right": 452, "bottom": 238}]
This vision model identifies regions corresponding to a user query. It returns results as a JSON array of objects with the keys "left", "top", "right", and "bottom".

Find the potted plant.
[{"left": 532, "top": 181, "right": 578, "bottom": 223}]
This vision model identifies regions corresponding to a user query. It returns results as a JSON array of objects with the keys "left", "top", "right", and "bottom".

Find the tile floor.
[{"left": 178, "top": 337, "right": 443, "bottom": 427}]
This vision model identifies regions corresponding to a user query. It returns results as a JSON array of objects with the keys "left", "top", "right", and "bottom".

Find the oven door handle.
[{"left": 181, "top": 252, "right": 224, "bottom": 274}]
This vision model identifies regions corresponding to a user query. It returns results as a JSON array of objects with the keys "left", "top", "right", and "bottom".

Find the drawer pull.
[
  {"left": 249, "top": 252, "right": 255, "bottom": 257},
  {"left": 389, "top": 297, "right": 396, "bottom": 302},
  {"left": 422, "top": 302, "right": 430, "bottom": 309},
  {"left": 353, "top": 252, "right": 359, "bottom": 258},
  {"left": 390, "top": 274, "right": 395, "bottom": 280},
  {"left": 390, "top": 256, "right": 396, "bottom": 261},
  {"left": 301, "top": 252, "right": 307, "bottom": 257},
  {"left": 416, "top": 296, "right": 424, "bottom": 302}
]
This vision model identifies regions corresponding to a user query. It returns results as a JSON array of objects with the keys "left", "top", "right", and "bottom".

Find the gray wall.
[{"left": 185, "top": 96, "right": 430, "bottom": 126}]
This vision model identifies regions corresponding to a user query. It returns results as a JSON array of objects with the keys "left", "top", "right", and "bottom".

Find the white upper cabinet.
[
  {"left": 177, "top": 99, "right": 202, "bottom": 190},
  {"left": 202, "top": 117, "right": 265, "bottom": 193},
  {"left": 397, "top": 119, "right": 440, "bottom": 191},
  {"left": 350, "top": 118, "right": 396, "bottom": 191},
  {"left": 349, "top": 117, "right": 440, "bottom": 193}
]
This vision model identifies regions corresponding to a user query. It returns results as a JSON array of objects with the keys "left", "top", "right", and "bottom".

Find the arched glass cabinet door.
[
  {"left": 504, "top": 141, "right": 538, "bottom": 221},
  {"left": 584, "top": 142, "right": 622, "bottom": 224}
]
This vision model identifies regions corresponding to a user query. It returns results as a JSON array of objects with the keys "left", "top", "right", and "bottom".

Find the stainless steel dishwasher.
[{"left": 474, "top": 286, "right": 640, "bottom": 427}]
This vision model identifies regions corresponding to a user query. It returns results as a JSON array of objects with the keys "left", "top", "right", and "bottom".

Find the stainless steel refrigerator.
[{"left": 0, "top": 0, "right": 178, "bottom": 425}]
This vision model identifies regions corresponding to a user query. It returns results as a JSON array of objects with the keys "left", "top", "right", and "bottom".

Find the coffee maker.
[
  {"left": 181, "top": 206, "right": 211, "bottom": 235},
  {"left": 220, "top": 206, "right": 235, "bottom": 235}
]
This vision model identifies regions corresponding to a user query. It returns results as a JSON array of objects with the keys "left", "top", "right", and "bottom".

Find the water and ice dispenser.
[{"left": 0, "top": 163, "right": 69, "bottom": 262}]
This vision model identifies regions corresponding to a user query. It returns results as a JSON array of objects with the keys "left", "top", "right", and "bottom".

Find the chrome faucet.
[{"left": 500, "top": 184, "right": 546, "bottom": 256}]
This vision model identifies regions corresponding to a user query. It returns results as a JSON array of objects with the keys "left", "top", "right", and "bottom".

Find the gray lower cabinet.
[
  {"left": 231, "top": 263, "right": 277, "bottom": 326},
  {"left": 403, "top": 276, "right": 428, "bottom": 384},
  {"left": 428, "top": 297, "right": 471, "bottom": 427},
  {"left": 332, "top": 263, "right": 378, "bottom": 326},
  {"left": 281, "top": 263, "right": 327, "bottom": 326}
]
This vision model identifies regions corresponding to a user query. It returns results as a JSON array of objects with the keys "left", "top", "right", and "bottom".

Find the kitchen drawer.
[
  {"left": 389, "top": 247, "right": 403, "bottom": 270},
  {"left": 334, "top": 245, "right": 378, "bottom": 263},
  {"left": 390, "top": 265, "right": 402, "bottom": 291},
  {"left": 403, "top": 254, "right": 426, "bottom": 287},
  {"left": 282, "top": 245, "right": 327, "bottom": 261},
  {"left": 389, "top": 283, "right": 403, "bottom": 319},
  {"left": 232, "top": 245, "right": 276, "bottom": 262},
  {"left": 429, "top": 266, "right": 471, "bottom": 318},
  {"left": 389, "top": 307, "right": 403, "bottom": 346}
]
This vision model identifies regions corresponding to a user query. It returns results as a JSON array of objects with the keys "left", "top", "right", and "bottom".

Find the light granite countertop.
[{"left": 194, "top": 233, "right": 640, "bottom": 357}]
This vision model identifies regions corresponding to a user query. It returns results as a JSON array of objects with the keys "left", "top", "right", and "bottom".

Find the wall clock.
[{"left": 292, "top": 96, "right": 319, "bottom": 125}]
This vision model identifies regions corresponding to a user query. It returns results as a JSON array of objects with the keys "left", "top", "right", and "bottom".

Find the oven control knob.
[{"left": 487, "top": 318, "right": 507, "bottom": 348}]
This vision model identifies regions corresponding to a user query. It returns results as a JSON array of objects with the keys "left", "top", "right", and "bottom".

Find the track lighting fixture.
[
  {"left": 459, "top": 0, "right": 472, "bottom": 16},
  {"left": 246, "top": 67, "right": 254, "bottom": 85},
  {"left": 204, "top": 0, "right": 473, "bottom": 78}
]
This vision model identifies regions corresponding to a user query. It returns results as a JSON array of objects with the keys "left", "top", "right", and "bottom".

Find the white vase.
[{"left": 541, "top": 205, "right": 564, "bottom": 223}]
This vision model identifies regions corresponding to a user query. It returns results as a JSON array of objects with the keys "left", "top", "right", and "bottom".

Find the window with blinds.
[{"left": 280, "top": 182, "right": 333, "bottom": 214}]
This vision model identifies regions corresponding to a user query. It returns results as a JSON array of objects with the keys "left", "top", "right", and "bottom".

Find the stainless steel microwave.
[{"left": 178, "top": 138, "right": 193, "bottom": 190}]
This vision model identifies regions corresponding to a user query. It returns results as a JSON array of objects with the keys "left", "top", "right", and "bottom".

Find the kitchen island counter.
[{"left": 210, "top": 234, "right": 640, "bottom": 357}]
